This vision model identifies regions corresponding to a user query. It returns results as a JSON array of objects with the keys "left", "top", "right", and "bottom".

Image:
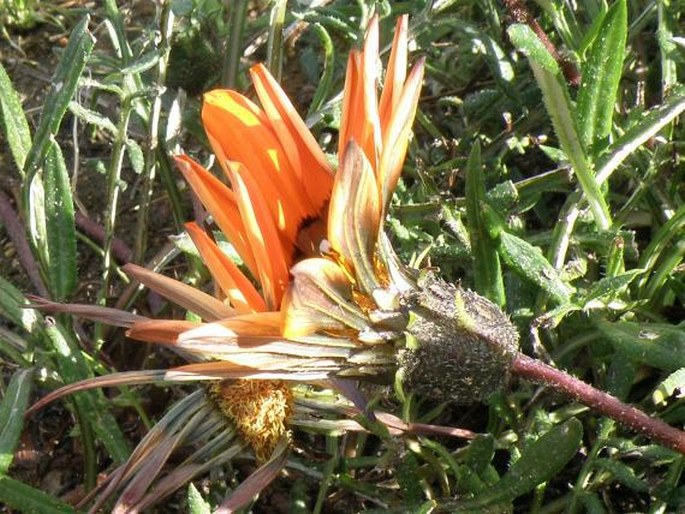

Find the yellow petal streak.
[{"left": 209, "top": 379, "right": 293, "bottom": 462}]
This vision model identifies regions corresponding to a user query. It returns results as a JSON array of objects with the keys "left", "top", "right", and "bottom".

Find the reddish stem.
[
  {"left": 512, "top": 353, "right": 685, "bottom": 454},
  {"left": 503, "top": 0, "right": 581, "bottom": 86}
]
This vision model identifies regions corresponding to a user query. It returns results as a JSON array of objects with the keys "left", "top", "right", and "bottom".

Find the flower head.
[{"left": 28, "top": 14, "right": 477, "bottom": 512}]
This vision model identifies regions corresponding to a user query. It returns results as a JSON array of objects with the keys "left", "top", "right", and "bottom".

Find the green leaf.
[
  {"left": 593, "top": 459, "right": 648, "bottom": 492},
  {"left": 0, "top": 277, "right": 40, "bottom": 333},
  {"left": 187, "top": 483, "right": 212, "bottom": 514},
  {"left": 508, "top": 24, "right": 560, "bottom": 75},
  {"left": 498, "top": 231, "right": 573, "bottom": 304},
  {"left": 0, "top": 475, "right": 76, "bottom": 513},
  {"left": 43, "top": 140, "right": 77, "bottom": 300},
  {"left": 582, "top": 269, "right": 643, "bottom": 305},
  {"left": 653, "top": 368, "right": 685, "bottom": 405},
  {"left": 0, "top": 368, "right": 33, "bottom": 474},
  {"left": 596, "top": 321, "right": 685, "bottom": 372},
  {"left": 0, "top": 62, "right": 32, "bottom": 175},
  {"left": 464, "top": 142, "right": 505, "bottom": 306},
  {"left": 576, "top": 0, "right": 627, "bottom": 151},
  {"left": 43, "top": 321, "right": 130, "bottom": 464},
  {"left": 457, "top": 418, "right": 583, "bottom": 510},
  {"left": 595, "top": 89, "right": 685, "bottom": 183},
  {"left": 22, "top": 15, "right": 95, "bottom": 184},
  {"left": 68, "top": 101, "right": 118, "bottom": 135}
]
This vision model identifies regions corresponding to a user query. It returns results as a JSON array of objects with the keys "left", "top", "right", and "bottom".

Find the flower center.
[{"left": 209, "top": 379, "right": 293, "bottom": 462}]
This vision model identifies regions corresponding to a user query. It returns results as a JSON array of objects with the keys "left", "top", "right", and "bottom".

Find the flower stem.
[{"left": 511, "top": 353, "right": 685, "bottom": 454}]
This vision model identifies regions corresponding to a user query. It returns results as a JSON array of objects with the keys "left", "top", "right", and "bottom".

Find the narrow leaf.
[
  {"left": 498, "top": 230, "right": 573, "bottom": 304},
  {"left": 0, "top": 368, "right": 33, "bottom": 474},
  {"left": 457, "top": 418, "right": 582, "bottom": 510},
  {"left": 0, "top": 63, "right": 32, "bottom": 175},
  {"left": 507, "top": 24, "right": 560, "bottom": 75},
  {"left": 23, "top": 15, "right": 94, "bottom": 182},
  {"left": 0, "top": 475, "right": 76, "bottom": 513},
  {"left": 464, "top": 142, "right": 504, "bottom": 306},
  {"left": 43, "top": 140, "right": 77, "bottom": 300},
  {"left": 576, "top": 0, "right": 627, "bottom": 151},
  {"left": 597, "top": 320, "right": 685, "bottom": 371}
]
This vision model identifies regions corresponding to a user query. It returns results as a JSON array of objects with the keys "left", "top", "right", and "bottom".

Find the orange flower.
[{"left": 29, "top": 14, "right": 441, "bottom": 513}]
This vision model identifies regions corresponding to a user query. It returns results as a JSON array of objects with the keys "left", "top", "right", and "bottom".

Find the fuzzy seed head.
[{"left": 398, "top": 275, "right": 519, "bottom": 403}]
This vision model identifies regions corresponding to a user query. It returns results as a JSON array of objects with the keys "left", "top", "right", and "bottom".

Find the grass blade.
[{"left": 0, "top": 475, "right": 76, "bottom": 513}]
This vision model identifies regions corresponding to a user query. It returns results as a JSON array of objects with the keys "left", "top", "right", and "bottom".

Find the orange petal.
[
  {"left": 378, "top": 15, "right": 408, "bottom": 132},
  {"left": 128, "top": 319, "right": 200, "bottom": 343},
  {"left": 226, "top": 160, "right": 290, "bottom": 310},
  {"left": 250, "top": 63, "right": 334, "bottom": 213},
  {"left": 202, "top": 90, "right": 311, "bottom": 243},
  {"left": 185, "top": 222, "right": 267, "bottom": 314},
  {"left": 122, "top": 263, "right": 235, "bottom": 321},
  {"left": 175, "top": 155, "right": 258, "bottom": 278},
  {"left": 378, "top": 58, "right": 425, "bottom": 210},
  {"left": 327, "top": 141, "right": 381, "bottom": 294}
]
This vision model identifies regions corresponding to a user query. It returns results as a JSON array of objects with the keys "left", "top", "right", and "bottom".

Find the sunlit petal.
[
  {"left": 202, "top": 90, "right": 311, "bottom": 243},
  {"left": 378, "top": 58, "right": 425, "bottom": 210},
  {"left": 378, "top": 15, "right": 408, "bottom": 132},
  {"left": 225, "top": 161, "right": 290, "bottom": 309},
  {"left": 175, "top": 155, "right": 258, "bottom": 277},
  {"left": 250, "top": 63, "right": 334, "bottom": 212},
  {"left": 185, "top": 222, "right": 267, "bottom": 314}
]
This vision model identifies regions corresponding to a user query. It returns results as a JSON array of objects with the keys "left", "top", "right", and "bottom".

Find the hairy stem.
[{"left": 511, "top": 353, "right": 685, "bottom": 454}]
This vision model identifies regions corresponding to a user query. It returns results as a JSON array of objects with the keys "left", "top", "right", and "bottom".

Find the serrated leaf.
[
  {"left": 498, "top": 231, "right": 573, "bottom": 304},
  {"left": 508, "top": 24, "right": 560, "bottom": 75},
  {"left": 0, "top": 368, "right": 33, "bottom": 474},
  {"left": 0, "top": 63, "right": 32, "bottom": 175},
  {"left": 457, "top": 418, "right": 582, "bottom": 510},
  {"left": 653, "top": 368, "right": 685, "bottom": 404},
  {"left": 576, "top": 0, "right": 627, "bottom": 151},
  {"left": 43, "top": 140, "right": 77, "bottom": 300},
  {"left": 596, "top": 321, "right": 685, "bottom": 371}
]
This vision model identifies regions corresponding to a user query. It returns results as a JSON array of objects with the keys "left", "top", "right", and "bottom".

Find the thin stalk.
[
  {"left": 222, "top": 0, "right": 249, "bottom": 88},
  {"left": 266, "top": 0, "right": 287, "bottom": 81},
  {"left": 133, "top": 2, "right": 174, "bottom": 264},
  {"left": 511, "top": 353, "right": 685, "bottom": 454},
  {"left": 96, "top": 96, "right": 133, "bottom": 322}
]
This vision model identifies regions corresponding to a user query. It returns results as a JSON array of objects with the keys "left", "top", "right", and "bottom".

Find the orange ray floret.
[
  {"left": 185, "top": 222, "right": 268, "bottom": 314},
  {"left": 250, "top": 63, "right": 334, "bottom": 213},
  {"left": 202, "top": 90, "right": 312, "bottom": 245},
  {"left": 174, "top": 155, "right": 258, "bottom": 278},
  {"left": 225, "top": 160, "right": 290, "bottom": 310}
]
